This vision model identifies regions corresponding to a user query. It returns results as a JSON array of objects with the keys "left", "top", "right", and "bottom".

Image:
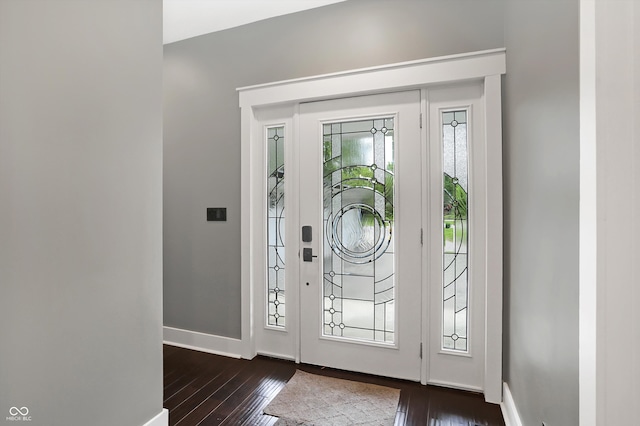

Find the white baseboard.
[
  {"left": 500, "top": 382, "right": 523, "bottom": 426},
  {"left": 163, "top": 326, "right": 243, "bottom": 359},
  {"left": 142, "top": 409, "right": 168, "bottom": 426}
]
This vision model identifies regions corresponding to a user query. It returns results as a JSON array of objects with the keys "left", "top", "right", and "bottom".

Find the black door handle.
[{"left": 303, "top": 248, "right": 318, "bottom": 262}]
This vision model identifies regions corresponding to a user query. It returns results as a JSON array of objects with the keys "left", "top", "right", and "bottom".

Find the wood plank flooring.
[{"left": 163, "top": 344, "right": 505, "bottom": 426}]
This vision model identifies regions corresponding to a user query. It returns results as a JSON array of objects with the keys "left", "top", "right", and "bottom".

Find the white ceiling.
[{"left": 163, "top": 0, "right": 347, "bottom": 44}]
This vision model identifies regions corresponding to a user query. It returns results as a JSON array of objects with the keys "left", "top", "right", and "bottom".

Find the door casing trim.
[{"left": 238, "top": 48, "right": 505, "bottom": 403}]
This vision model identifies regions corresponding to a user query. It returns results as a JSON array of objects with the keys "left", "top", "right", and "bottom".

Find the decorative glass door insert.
[
  {"left": 267, "top": 126, "right": 285, "bottom": 327},
  {"left": 322, "top": 118, "right": 396, "bottom": 344},
  {"left": 442, "top": 110, "right": 469, "bottom": 352}
]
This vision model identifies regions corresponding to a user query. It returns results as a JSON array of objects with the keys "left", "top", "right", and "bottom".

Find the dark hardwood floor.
[{"left": 163, "top": 344, "right": 505, "bottom": 426}]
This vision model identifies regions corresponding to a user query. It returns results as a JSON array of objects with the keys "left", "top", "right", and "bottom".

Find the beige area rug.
[{"left": 264, "top": 370, "right": 400, "bottom": 426}]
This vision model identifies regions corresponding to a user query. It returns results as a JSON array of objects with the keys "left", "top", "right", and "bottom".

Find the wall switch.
[{"left": 207, "top": 207, "right": 227, "bottom": 221}]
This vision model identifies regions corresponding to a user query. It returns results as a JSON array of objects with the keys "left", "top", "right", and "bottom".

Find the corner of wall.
[{"left": 142, "top": 409, "right": 168, "bottom": 426}]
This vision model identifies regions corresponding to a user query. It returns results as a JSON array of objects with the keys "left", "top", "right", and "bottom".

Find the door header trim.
[{"left": 238, "top": 48, "right": 505, "bottom": 108}]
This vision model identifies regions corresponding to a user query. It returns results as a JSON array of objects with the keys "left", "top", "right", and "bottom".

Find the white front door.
[
  {"left": 298, "top": 91, "right": 423, "bottom": 381},
  {"left": 252, "top": 82, "right": 492, "bottom": 392}
]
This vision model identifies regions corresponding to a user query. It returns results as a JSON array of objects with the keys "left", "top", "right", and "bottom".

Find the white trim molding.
[
  {"left": 163, "top": 326, "right": 242, "bottom": 359},
  {"left": 142, "top": 409, "right": 168, "bottom": 426},
  {"left": 483, "top": 73, "right": 504, "bottom": 404},
  {"left": 579, "top": 1, "right": 598, "bottom": 424},
  {"left": 239, "top": 49, "right": 505, "bottom": 109},
  {"left": 579, "top": 1, "right": 639, "bottom": 425},
  {"left": 500, "top": 383, "right": 524, "bottom": 426}
]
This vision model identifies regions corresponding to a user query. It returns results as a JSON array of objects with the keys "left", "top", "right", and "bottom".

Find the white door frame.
[{"left": 238, "top": 48, "right": 505, "bottom": 403}]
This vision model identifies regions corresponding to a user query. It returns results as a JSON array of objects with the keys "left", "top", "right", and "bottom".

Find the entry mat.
[{"left": 264, "top": 370, "right": 400, "bottom": 425}]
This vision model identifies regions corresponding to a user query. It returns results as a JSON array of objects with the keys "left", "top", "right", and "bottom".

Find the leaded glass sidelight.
[
  {"left": 267, "top": 126, "right": 285, "bottom": 327},
  {"left": 442, "top": 110, "right": 469, "bottom": 351},
  {"left": 322, "top": 118, "right": 395, "bottom": 344}
]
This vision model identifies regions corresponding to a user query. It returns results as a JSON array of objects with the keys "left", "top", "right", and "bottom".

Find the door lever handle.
[{"left": 303, "top": 248, "right": 318, "bottom": 262}]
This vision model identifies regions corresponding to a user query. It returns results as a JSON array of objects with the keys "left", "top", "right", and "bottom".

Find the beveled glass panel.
[
  {"left": 322, "top": 117, "right": 395, "bottom": 344},
  {"left": 267, "top": 126, "right": 285, "bottom": 327},
  {"left": 442, "top": 110, "right": 469, "bottom": 351}
]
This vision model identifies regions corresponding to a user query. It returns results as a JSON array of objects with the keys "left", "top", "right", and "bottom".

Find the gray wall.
[
  {"left": 503, "top": 0, "right": 580, "bottom": 425},
  {"left": 164, "top": 0, "right": 505, "bottom": 338},
  {"left": 0, "top": 1, "right": 164, "bottom": 425}
]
